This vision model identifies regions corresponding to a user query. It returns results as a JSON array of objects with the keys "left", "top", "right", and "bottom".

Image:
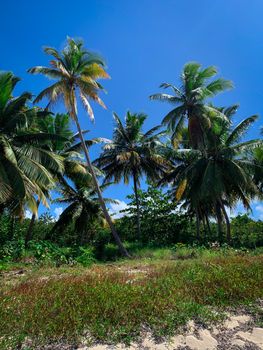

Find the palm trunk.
[
  {"left": 132, "top": 171, "right": 141, "bottom": 240},
  {"left": 205, "top": 213, "right": 212, "bottom": 237},
  {"left": 195, "top": 209, "right": 200, "bottom": 241},
  {"left": 80, "top": 230, "right": 85, "bottom": 246},
  {"left": 188, "top": 114, "right": 204, "bottom": 150},
  {"left": 219, "top": 200, "right": 231, "bottom": 245},
  {"left": 74, "top": 116, "right": 130, "bottom": 257},
  {"left": 215, "top": 203, "right": 223, "bottom": 243},
  {"left": 202, "top": 215, "right": 206, "bottom": 240},
  {"left": 25, "top": 199, "right": 40, "bottom": 248}
]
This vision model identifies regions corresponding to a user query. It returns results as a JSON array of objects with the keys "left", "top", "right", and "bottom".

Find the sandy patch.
[{"left": 78, "top": 313, "right": 263, "bottom": 350}]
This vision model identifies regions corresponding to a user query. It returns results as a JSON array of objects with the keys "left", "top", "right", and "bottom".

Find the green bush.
[
  {"left": 116, "top": 186, "right": 196, "bottom": 245},
  {"left": 28, "top": 241, "right": 68, "bottom": 265},
  {"left": 75, "top": 246, "right": 96, "bottom": 266},
  {"left": 0, "top": 240, "right": 25, "bottom": 261},
  {"left": 231, "top": 215, "right": 263, "bottom": 248}
]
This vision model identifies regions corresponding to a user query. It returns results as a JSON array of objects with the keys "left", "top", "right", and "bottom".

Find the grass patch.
[{"left": 0, "top": 253, "right": 262, "bottom": 349}]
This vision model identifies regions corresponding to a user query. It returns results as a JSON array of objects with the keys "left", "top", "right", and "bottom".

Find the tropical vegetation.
[
  {"left": 0, "top": 38, "right": 261, "bottom": 257},
  {"left": 0, "top": 36, "right": 263, "bottom": 350}
]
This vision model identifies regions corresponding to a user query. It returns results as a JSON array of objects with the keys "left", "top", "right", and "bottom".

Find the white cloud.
[
  {"left": 54, "top": 207, "right": 63, "bottom": 220},
  {"left": 109, "top": 200, "right": 128, "bottom": 219},
  {"left": 25, "top": 210, "right": 32, "bottom": 219}
]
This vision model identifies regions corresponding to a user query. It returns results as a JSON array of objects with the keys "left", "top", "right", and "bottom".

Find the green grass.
[{"left": 0, "top": 251, "right": 262, "bottom": 349}]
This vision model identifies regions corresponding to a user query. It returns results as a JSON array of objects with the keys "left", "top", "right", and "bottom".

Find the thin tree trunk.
[
  {"left": 25, "top": 199, "right": 40, "bottom": 248},
  {"left": 215, "top": 203, "right": 223, "bottom": 243},
  {"left": 9, "top": 216, "right": 15, "bottom": 240},
  {"left": 220, "top": 200, "right": 231, "bottom": 245},
  {"left": 202, "top": 215, "right": 206, "bottom": 241},
  {"left": 132, "top": 171, "right": 141, "bottom": 240},
  {"left": 195, "top": 209, "right": 200, "bottom": 241},
  {"left": 74, "top": 116, "right": 130, "bottom": 257},
  {"left": 205, "top": 213, "right": 212, "bottom": 237},
  {"left": 80, "top": 230, "right": 85, "bottom": 246}
]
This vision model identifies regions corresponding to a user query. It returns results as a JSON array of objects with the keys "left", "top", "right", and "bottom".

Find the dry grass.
[{"left": 0, "top": 254, "right": 262, "bottom": 349}]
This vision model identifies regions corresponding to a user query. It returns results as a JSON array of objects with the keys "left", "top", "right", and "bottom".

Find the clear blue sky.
[{"left": 2, "top": 0, "right": 263, "bottom": 219}]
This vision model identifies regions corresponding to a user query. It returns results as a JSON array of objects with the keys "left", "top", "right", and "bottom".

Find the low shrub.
[
  {"left": 0, "top": 239, "right": 25, "bottom": 261},
  {"left": 75, "top": 246, "right": 96, "bottom": 267}
]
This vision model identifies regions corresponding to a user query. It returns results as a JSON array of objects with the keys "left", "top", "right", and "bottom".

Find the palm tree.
[
  {"left": 25, "top": 113, "right": 108, "bottom": 246},
  {"left": 160, "top": 110, "right": 262, "bottom": 243},
  {"left": 94, "top": 111, "right": 167, "bottom": 238},
  {"left": 0, "top": 71, "right": 64, "bottom": 214},
  {"left": 52, "top": 179, "right": 117, "bottom": 245},
  {"left": 150, "top": 62, "right": 233, "bottom": 149},
  {"left": 28, "top": 37, "right": 129, "bottom": 256}
]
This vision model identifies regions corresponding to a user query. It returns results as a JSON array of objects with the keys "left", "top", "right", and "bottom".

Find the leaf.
[
  {"left": 176, "top": 179, "right": 187, "bottom": 200},
  {"left": 79, "top": 91, "right": 94, "bottom": 122}
]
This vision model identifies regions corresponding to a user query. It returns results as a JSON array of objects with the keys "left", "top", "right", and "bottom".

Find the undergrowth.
[{"left": 0, "top": 253, "right": 262, "bottom": 349}]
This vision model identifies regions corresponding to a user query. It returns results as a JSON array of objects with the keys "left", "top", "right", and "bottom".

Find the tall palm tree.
[
  {"left": 52, "top": 179, "right": 117, "bottom": 245},
  {"left": 150, "top": 62, "right": 233, "bottom": 149},
  {"left": 94, "top": 111, "right": 167, "bottom": 238},
  {"left": 0, "top": 71, "right": 64, "bottom": 214},
  {"left": 28, "top": 37, "right": 129, "bottom": 256},
  {"left": 160, "top": 111, "right": 262, "bottom": 243}
]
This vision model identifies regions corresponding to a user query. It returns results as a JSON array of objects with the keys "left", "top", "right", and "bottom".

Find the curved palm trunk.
[
  {"left": 25, "top": 199, "right": 40, "bottom": 248},
  {"left": 219, "top": 200, "right": 231, "bottom": 245},
  {"left": 74, "top": 116, "right": 130, "bottom": 257},
  {"left": 132, "top": 171, "right": 141, "bottom": 239}
]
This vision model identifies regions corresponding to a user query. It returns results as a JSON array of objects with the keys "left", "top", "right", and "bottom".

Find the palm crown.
[
  {"left": 52, "top": 179, "right": 117, "bottom": 244},
  {"left": 0, "top": 72, "right": 64, "bottom": 213},
  {"left": 28, "top": 37, "right": 109, "bottom": 121},
  {"left": 160, "top": 108, "right": 262, "bottom": 242},
  {"left": 150, "top": 62, "right": 233, "bottom": 148},
  {"left": 95, "top": 111, "right": 167, "bottom": 184}
]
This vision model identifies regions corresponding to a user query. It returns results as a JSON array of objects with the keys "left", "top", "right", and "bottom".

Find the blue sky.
[{"left": 2, "top": 0, "right": 263, "bottom": 219}]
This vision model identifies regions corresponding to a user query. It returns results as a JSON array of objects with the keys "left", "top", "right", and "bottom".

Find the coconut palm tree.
[
  {"left": 25, "top": 113, "right": 108, "bottom": 246},
  {"left": 52, "top": 179, "right": 117, "bottom": 245},
  {"left": 94, "top": 111, "right": 167, "bottom": 238},
  {"left": 28, "top": 37, "right": 129, "bottom": 256},
  {"left": 0, "top": 71, "right": 64, "bottom": 214},
  {"left": 150, "top": 62, "right": 233, "bottom": 149},
  {"left": 160, "top": 110, "right": 262, "bottom": 243}
]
